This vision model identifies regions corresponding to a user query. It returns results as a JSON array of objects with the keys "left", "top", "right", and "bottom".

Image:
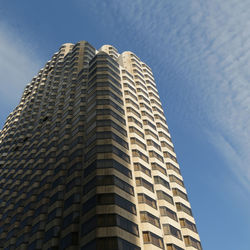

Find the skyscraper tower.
[{"left": 0, "top": 41, "right": 202, "bottom": 250}]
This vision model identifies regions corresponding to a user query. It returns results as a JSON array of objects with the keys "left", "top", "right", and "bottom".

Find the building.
[{"left": 0, "top": 41, "right": 202, "bottom": 250}]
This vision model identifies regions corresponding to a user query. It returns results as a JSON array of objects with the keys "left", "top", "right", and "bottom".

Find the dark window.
[
  {"left": 134, "top": 162, "right": 151, "bottom": 177},
  {"left": 84, "top": 159, "right": 132, "bottom": 178},
  {"left": 167, "top": 244, "right": 184, "bottom": 250},
  {"left": 136, "top": 177, "right": 154, "bottom": 192},
  {"left": 166, "top": 163, "right": 181, "bottom": 174},
  {"left": 184, "top": 236, "right": 202, "bottom": 250},
  {"left": 151, "top": 162, "right": 167, "bottom": 175},
  {"left": 86, "top": 131, "right": 128, "bottom": 149},
  {"left": 180, "top": 218, "right": 197, "bottom": 233},
  {"left": 143, "top": 231, "right": 164, "bottom": 248},
  {"left": 154, "top": 176, "right": 170, "bottom": 189},
  {"left": 176, "top": 202, "right": 193, "bottom": 216},
  {"left": 172, "top": 188, "right": 188, "bottom": 201},
  {"left": 64, "top": 193, "right": 80, "bottom": 210},
  {"left": 60, "top": 232, "right": 78, "bottom": 249},
  {"left": 81, "top": 214, "right": 139, "bottom": 237},
  {"left": 82, "top": 193, "right": 136, "bottom": 215},
  {"left": 63, "top": 211, "right": 80, "bottom": 229},
  {"left": 138, "top": 193, "right": 157, "bottom": 209},
  {"left": 156, "top": 190, "right": 174, "bottom": 204},
  {"left": 163, "top": 224, "right": 182, "bottom": 240},
  {"left": 82, "top": 237, "right": 140, "bottom": 250},
  {"left": 169, "top": 175, "right": 184, "bottom": 187},
  {"left": 140, "top": 211, "right": 160, "bottom": 228},
  {"left": 159, "top": 206, "right": 178, "bottom": 221},
  {"left": 85, "top": 144, "right": 130, "bottom": 163},
  {"left": 66, "top": 177, "right": 81, "bottom": 192},
  {"left": 96, "top": 109, "right": 126, "bottom": 125},
  {"left": 84, "top": 175, "right": 134, "bottom": 196},
  {"left": 44, "top": 226, "right": 60, "bottom": 242},
  {"left": 96, "top": 119, "right": 127, "bottom": 136}
]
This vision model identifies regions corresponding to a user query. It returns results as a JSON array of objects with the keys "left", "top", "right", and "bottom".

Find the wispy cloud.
[
  {"left": 0, "top": 23, "right": 41, "bottom": 127},
  {"left": 88, "top": 0, "right": 250, "bottom": 192}
]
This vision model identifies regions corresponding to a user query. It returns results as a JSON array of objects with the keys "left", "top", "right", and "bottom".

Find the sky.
[{"left": 0, "top": 0, "right": 249, "bottom": 249}]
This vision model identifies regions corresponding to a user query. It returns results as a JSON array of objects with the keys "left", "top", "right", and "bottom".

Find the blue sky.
[{"left": 0, "top": 1, "right": 250, "bottom": 249}]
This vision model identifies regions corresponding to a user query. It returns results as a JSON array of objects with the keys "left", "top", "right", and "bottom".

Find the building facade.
[{"left": 0, "top": 41, "right": 202, "bottom": 250}]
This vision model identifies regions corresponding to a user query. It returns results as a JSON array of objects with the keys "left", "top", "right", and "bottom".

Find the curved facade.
[{"left": 0, "top": 41, "right": 202, "bottom": 250}]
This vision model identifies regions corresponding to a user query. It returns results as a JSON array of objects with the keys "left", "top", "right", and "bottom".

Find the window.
[
  {"left": 82, "top": 193, "right": 136, "bottom": 215},
  {"left": 134, "top": 162, "right": 151, "bottom": 177},
  {"left": 167, "top": 244, "right": 184, "bottom": 250},
  {"left": 86, "top": 131, "right": 128, "bottom": 150},
  {"left": 66, "top": 177, "right": 81, "bottom": 192},
  {"left": 143, "top": 119, "right": 156, "bottom": 130},
  {"left": 149, "top": 150, "right": 164, "bottom": 162},
  {"left": 154, "top": 176, "right": 170, "bottom": 189},
  {"left": 176, "top": 202, "right": 193, "bottom": 216},
  {"left": 85, "top": 144, "right": 130, "bottom": 163},
  {"left": 129, "top": 126, "right": 144, "bottom": 139},
  {"left": 138, "top": 94, "right": 150, "bottom": 104},
  {"left": 163, "top": 224, "right": 182, "bottom": 240},
  {"left": 140, "top": 102, "right": 152, "bottom": 112},
  {"left": 84, "top": 175, "right": 134, "bottom": 196},
  {"left": 125, "top": 98, "right": 139, "bottom": 109},
  {"left": 60, "top": 232, "right": 78, "bottom": 249},
  {"left": 169, "top": 175, "right": 184, "bottom": 187},
  {"left": 151, "top": 162, "right": 167, "bottom": 175},
  {"left": 96, "top": 119, "right": 127, "bottom": 136},
  {"left": 95, "top": 99, "right": 124, "bottom": 115},
  {"left": 180, "top": 218, "right": 197, "bottom": 233},
  {"left": 90, "top": 89, "right": 123, "bottom": 104},
  {"left": 130, "top": 137, "right": 147, "bottom": 150},
  {"left": 184, "top": 236, "right": 202, "bottom": 250},
  {"left": 156, "top": 190, "right": 174, "bottom": 204},
  {"left": 147, "top": 139, "right": 161, "bottom": 151},
  {"left": 64, "top": 193, "right": 80, "bottom": 210},
  {"left": 123, "top": 82, "right": 136, "bottom": 93},
  {"left": 132, "top": 149, "right": 148, "bottom": 163},
  {"left": 160, "top": 206, "right": 178, "bottom": 221},
  {"left": 166, "top": 163, "right": 181, "bottom": 174},
  {"left": 82, "top": 237, "right": 140, "bottom": 250},
  {"left": 124, "top": 90, "right": 138, "bottom": 101},
  {"left": 136, "top": 177, "right": 154, "bottom": 192},
  {"left": 156, "top": 122, "right": 169, "bottom": 133},
  {"left": 164, "top": 151, "right": 177, "bottom": 162},
  {"left": 128, "top": 116, "right": 142, "bottom": 128},
  {"left": 82, "top": 214, "right": 139, "bottom": 236},
  {"left": 62, "top": 211, "right": 80, "bottom": 229},
  {"left": 161, "top": 140, "right": 174, "bottom": 152},
  {"left": 84, "top": 159, "right": 132, "bottom": 179},
  {"left": 47, "top": 207, "right": 62, "bottom": 222},
  {"left": 145, "top": 129, "right": 158, "bottom": 140},
  {"left": 88, "top": 81, "right": 122, "bottom": 97},
  {"left": 138, "top": 193, "right": 157, "bottom": 209},
  {"left": 49, "top": 191, "right": 63, "bottom": 206},
  {"left": 172, "top": 188, "right": 188, "bottom": 201},
  {"left": 44, "top": 226, "right": 60, "bottom": 242},
  {"left": 96, "top": 109, "right": 126, "bottom": 125},
  {"left": 141, "top": 110, "right": 154, "bottom": 121},
  {"left": 152, "top": 106, "right": 164, "bottom": 116},
  {"left": 88, "top": 72, "right": 121, "bottom": 88},
  {"left": 143, "top": 231, "right": 164, "bottom": 249},
  {"left": 140, "top": 211, "right": 160, "bottom": 228}
]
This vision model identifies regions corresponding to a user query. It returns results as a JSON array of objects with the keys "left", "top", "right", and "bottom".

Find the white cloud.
[
  {"left": 0, "top": 23, "right": 41, "bottom": 121},
  {"left": 92, "top": 0, "right": 250, "bottom": 192}
]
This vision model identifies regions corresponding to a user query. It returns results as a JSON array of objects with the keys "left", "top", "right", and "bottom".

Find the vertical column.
[
  {"left": 120, "top": 51, "right": 188, "bottom": 250},
  {"left": 120, "top": 51, "right": 167, "bottom": 250},
  {"left": 80, "top": 51, "right": 141, "bottom": 250},
  {"left": 142, "top": 62, "right": 201, "bottom": 250}
]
